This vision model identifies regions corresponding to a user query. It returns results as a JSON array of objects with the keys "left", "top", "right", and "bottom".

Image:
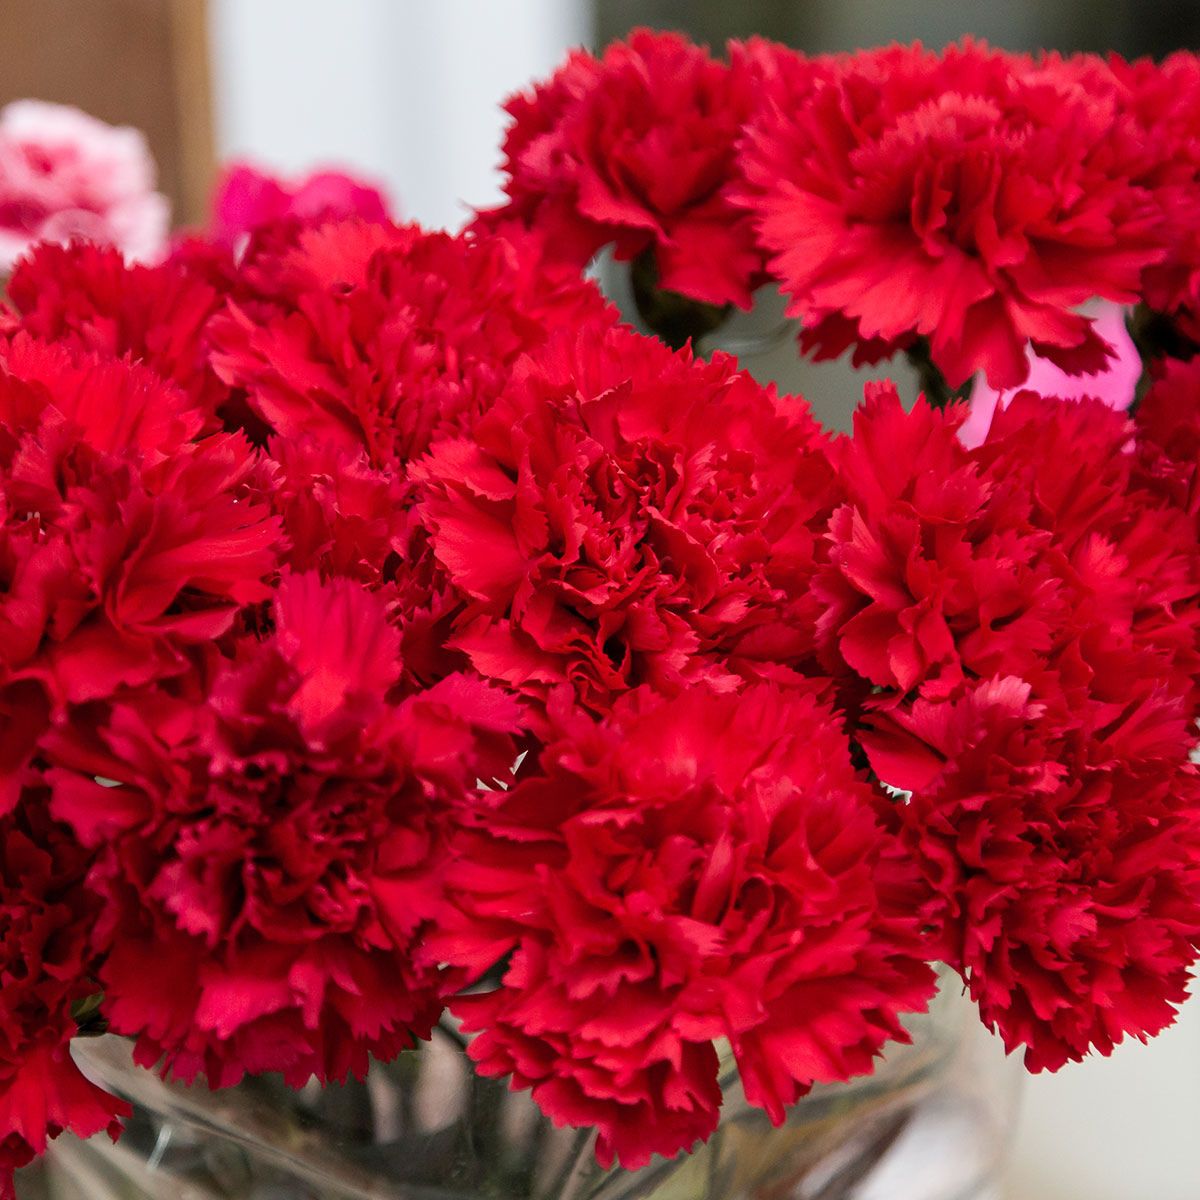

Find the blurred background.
[{"left": 0, "top": 2, "right": 1196, "bottom": 1197}]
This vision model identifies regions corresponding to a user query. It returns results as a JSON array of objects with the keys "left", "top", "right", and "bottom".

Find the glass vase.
[{"left": 26, "top": 975, "right": 1020, "bottom": 1200}]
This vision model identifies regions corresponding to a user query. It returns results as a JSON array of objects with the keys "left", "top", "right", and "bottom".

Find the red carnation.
[
  {"left": 413, "top": 324, "right": 841, "bottom": 715},
  {"left": 814, "top": 382, "right": 1065, "bottom": 706},
  {"left": 6, "top": 441, "right": 279, "bottom": 709},
  {"left": 483, "top": 29, "right": 765, "bottom": 308},
  {"left": 875, "top": 675, "right": 1200, "bottom": 1071},
  {"left": 208, "top": 219, "right": 612, "bottom": 683},
  {"left": 0, "top": 789, "right": 129, "bottom": 1200},
  {"left": 977, "top": 390, "right": 1200, "bottom": 703},
  {"left": 819, "top": 385, "right": 1200, "bottom": 1065},
  {"left": 738, "top": 42, "right": 1166, "bottom": 388},
  {"left": 438, "top": 684, "right": 934, "bottom": 1169},
  {"left": 820, "top": 384, "right": 1200, "bottom": 709},
  {"left": 44, "top": 572, "right": 524, "bottom": 1089}
]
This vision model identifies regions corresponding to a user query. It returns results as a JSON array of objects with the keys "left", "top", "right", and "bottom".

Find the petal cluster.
[
  {"left": 1134, "top": 356, "right": 1200, "bottom": 531},
  {"left": 0, "top": 334, "right": 280, "bottom": 801},
  {"left": 208, "top": 220, "right": 616, "bottom": 471},
  {"left": 6, "top": 239, "right": 240, "bottom": 427}
]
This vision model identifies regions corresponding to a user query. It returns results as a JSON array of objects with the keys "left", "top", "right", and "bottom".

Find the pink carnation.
[{"left": 0, "top": 101, "right": 168, "bottom": 270}]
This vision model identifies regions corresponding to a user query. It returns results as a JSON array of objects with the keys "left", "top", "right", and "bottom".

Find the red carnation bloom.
[
  {"left": 413, "top": 324, "right": 841, "bottom": 715},
  {"left": 0, "top": 789, "right": 129, "bottom": 1200},
  {"left": 814, "top": 382, "right": 1065, "bottom": 705},
  {"left": 209, "top": 220, "right": 615, "bottom": 473},
  {"left": 819, "top": 385, "right": 1200, "bottom": 1065},
  {"left": 483, "top": 29, "right": 765, "bottom": 309},
  {"left": 209, "top": 219, "right": 611, "bottom": 682},
  {"left": 44, "top": 572, "right": 524, "bottom": 1089},
  {"left": 4, "top": 239, "right": 240, "bottom": 427},
  {"left": 738, "top": 42, "right": 1166, "bottom": 388},
  {"left": 875, "top": 675, "right": 1200, "bottom": 1071},
  {"left": 821, "top": 384, "right": 1200, "bottom": 710},
  {"left": 437, "top": 684, "right": 934, "bottom": 1169}
]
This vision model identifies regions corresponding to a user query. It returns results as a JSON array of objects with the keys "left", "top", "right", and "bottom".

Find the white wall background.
[
  {"left": 1011, "top": 996, "right": 1200, "bottom": 1200},
  {"left": 205, "top": 6, "right": 1200, "bottom": 1197},
  {"left": 209, "top": 0, "right": 588, "bottom": 229}
]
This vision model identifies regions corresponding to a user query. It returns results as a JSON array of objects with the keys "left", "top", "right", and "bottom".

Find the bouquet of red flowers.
[{"left": 3, "top": 31, "right": 1200, "bottom": 1199}]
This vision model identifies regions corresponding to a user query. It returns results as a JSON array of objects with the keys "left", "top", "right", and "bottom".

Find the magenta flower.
[{"left": 210, "top": 161, "right": 392, "bottom": 245}]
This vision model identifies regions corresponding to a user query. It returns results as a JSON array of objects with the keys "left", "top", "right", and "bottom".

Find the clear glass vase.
[{"left": 26, "top": 976, "right": 1020, "bottom": 1200}]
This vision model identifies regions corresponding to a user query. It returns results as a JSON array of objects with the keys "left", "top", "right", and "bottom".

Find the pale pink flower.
[
  {"left": 0, "top": 100, "right": 169, "bottom": 270},
  {"left": 959, "top": 301, "right": 1142, "bottom": 448}
]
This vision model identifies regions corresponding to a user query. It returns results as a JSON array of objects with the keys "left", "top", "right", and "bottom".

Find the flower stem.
[
  {"left": 904, "top": 338, "right": 973, "bottom": 410},
  {"left": 630, "top": 248, "right": 731, "bottom": 353},
  {"left": 1126, "top": 301, "right": 1200, "bottom": 411}
]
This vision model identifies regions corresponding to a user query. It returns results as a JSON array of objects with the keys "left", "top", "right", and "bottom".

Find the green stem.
[
  {"left": 1126, "top": 301, "right": 1200, "bottom": 412},
  {"left": 904, "top": 338, "right": 973, "bottom": 409},
  {"left": 629, "top": 248, "right": 731, "bottom": 353}
]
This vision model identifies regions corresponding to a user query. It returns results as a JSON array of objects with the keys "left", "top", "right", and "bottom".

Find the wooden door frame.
[{"left": 168, "top": 0, "right": 216, "bottom": 225}]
